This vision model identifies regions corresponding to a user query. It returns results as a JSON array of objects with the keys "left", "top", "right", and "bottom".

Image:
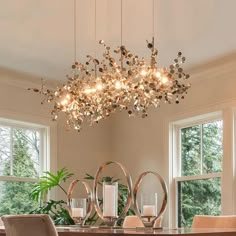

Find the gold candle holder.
[
  {"left": 67, "top": 180, "right": 93, "bottom": 227},
  {"left": 93, "top": 161, "right": 133, "bottom": 227},
  {"left": 133, "top": 171, "right": 168, "bottom": 228}
]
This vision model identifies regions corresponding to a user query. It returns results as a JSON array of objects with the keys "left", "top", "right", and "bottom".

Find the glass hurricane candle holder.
[
  {"left": 93, "top": 161, "right": 133, "bottom": 227},
  {"left": 141, "top": 193, "right": 158, "bottom": 219},
  {"left": 67, "top": 180, "right": 92, "bottom": 227},
  {"left": 71, "top": 198, "right": 87, "bottom": 225},
  {"left": 133, "top": 171, "right": 168, "bottom": 228}
]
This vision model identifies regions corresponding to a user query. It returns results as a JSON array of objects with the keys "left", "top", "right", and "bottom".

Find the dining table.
[{"left": 1, "top": 225, "right": 236, "bottom": 236}]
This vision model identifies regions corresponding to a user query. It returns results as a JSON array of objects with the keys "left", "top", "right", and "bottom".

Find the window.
[
  {"left": 174, "top": 118, "right": 223, "bottom": 228},
  {"left": 0, "top": 119, "right": 47, "bottom": 215}
]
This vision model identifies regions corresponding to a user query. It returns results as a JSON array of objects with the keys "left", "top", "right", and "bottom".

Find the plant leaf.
[{"left": 30, "top": 167, "right": 74, "bottom": 201}]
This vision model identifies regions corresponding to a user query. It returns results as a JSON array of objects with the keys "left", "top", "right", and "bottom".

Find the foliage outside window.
[
  {"left": 176, "top": 120, "right": 222, "bottom": 227},
  {"left": 0, "top": 121, "right": 45, "bottom": 216}
]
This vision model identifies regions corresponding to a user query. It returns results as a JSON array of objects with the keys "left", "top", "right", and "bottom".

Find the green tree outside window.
[
  {"left": 0, "top": 127, "right": 39, "bottom": 215},
  {"left": 178, "top": 120, "right": 222, "bottom": 227}
]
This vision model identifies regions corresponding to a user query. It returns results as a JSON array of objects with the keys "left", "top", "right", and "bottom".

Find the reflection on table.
[{"left": 1, "top": 225, "right": 236, "bottom": 236}]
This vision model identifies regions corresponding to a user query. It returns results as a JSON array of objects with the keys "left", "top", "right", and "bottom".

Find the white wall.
[
  {"left": 111, "top": 110, "right": 164, "bottom": 180},
  {"left": 57, "top": 119, "right": 112, "bottom": 200}
]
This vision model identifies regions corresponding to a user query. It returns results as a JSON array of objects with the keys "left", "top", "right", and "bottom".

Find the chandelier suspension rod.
[
  {"left": 94, "top": 0, "right": 97, "bottom": 78},
  {"left": 94, "top": 0, "right": 97, "bottom": 58},
  {"left": 152, "top": 0, "right": 155, "bottom": 52},
  {"left": 74, "top": 0, "right": 77, "bottom": 63},
  {"left": 121, "top": 0, "right": 123, "bottom": 47},
  {"left": 120, "top": 0, "right": 124, "bottom": 72}
]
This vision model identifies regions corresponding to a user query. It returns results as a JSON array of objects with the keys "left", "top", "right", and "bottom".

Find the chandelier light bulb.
[
  {"left": 139, "top": 84, "right": 144, "bottom": 90},
  {"left": 115, "top": 81, "right": 122, "bottom": 90},
  {"left": 60, "top": 100, "right": 68, "bottom": 110},
  {"left": 154, "top": 70, "right": 161, "bottom": 78},
  {"left": 96, "top": 83, "right": 103, "bottom": 91},
  {"left": 61, "top": 99, "right": 68, "bottom": 106},
  {"left": 84, "top": 88, "right": 92, "bottom": 94},
  {"left": 140, "top": 69, "right": 148, "bottom": 77},
  {"left": 160, "top": 76, "right": 169, "bottom": 84},
  {"left": 60, "top": 96, "right": 70, "bottom": 106}
]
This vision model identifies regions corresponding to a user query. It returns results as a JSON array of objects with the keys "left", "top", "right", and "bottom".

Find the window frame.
[
  {"left": 0, "top": 110, "right": 57, "bottom": 199},
  {"left": 170, "top": 111, "right": 224, "bottom": 228},
  {"left": 0, "top": 120, "right": 46, "bottom": 183}
]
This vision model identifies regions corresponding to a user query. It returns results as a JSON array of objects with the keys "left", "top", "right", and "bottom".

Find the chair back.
[
  {"left": 192, "top": 215, "right": 236, "bottom": 228},
  {"left": 123, "top": 215, "right": 162, "bottom": 228},
  {"left": 2, "top": 214, "right": 58, "bottom": 236}
]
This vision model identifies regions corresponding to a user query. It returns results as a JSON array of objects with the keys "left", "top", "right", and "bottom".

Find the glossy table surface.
[
  {"left": 56, "top": 226, "right": 236, "bottom": 236},
  {"left": 1, "top": 225, "right": 236, "bottom": 236}
]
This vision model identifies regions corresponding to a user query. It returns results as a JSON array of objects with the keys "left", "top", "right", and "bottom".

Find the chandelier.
[{"left": 30, "top": 0, "right": 190, "bottom": 131}]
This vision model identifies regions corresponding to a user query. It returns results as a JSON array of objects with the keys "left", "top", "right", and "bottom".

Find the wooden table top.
[{"left": 1, "top": 225, "right": 236, "bottom": 236}]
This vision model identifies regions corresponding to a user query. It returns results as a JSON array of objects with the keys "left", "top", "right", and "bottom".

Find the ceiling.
[{"left": 0, "top": 0, "right": 235, "bottom": 81}]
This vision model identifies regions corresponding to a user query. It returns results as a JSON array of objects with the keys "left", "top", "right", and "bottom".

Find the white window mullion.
[
  {"left": 221, "top": 107, "right": 234, "bottom": 215},
  {"left": 175, "top": 173, "right": 222, "bottom": 182},
  {"left": 39, "top": 129, "right": 43, "bottom": 177},
  {"left": 178, "top": 127, "right": 182, "bottom": 177},
  {"left": 10, "top": 127, "right": 13, "bottom": 176},
  {"left": 0, "top": 175, "right": 38, "bottom": 183},
  {"left": 200, "top": 124, "right": 203, "bottom": 175},
  {"left": 171, "top": 125, "right": 181, "bottom": 228}
]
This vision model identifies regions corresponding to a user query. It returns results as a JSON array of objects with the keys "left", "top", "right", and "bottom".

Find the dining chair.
[
  {"left": 2, "top": 214, "right": 58, "bottom": 236},
  {"left": 122, "top": 215, "right": 162, "bottom": 228},
  {"left": 192, "top": 215, "right": 236, "bottom": 228}
]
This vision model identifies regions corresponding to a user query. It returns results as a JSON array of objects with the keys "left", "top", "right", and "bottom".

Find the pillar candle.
[
  {"left": 103, "top": 184, "right": 117, "bottom": 217},
  {"left": 72, "top": 207, "right": 84, "bottom": 217},
  {"left": 143, "top": 205, "right": 156, "bottom": 216}
]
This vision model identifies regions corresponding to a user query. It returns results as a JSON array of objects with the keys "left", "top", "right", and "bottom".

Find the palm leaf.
[{"left": 30, "top": 167, "right": 74, "bottom": 201}]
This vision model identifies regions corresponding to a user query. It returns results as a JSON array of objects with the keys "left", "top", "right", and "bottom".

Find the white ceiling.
[{"left": 0, "top": 0, "right": 235, "bottom": 81}]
